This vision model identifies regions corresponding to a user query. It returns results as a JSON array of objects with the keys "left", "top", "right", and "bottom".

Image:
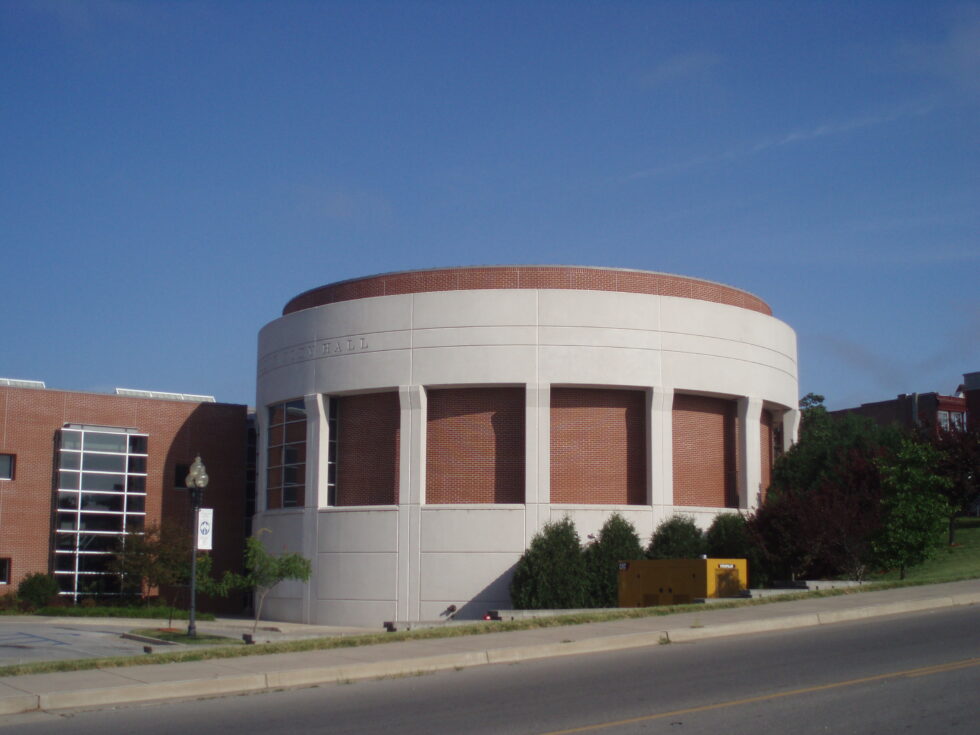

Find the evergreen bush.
[
  {"left": 510, "top": 517, "right": 588, "bottom": 609},
  {"left": 18, "top": 573, "right": 61, "bottom": 609},
  {"left": 584, "top": 514, "right": 644, "bottom": 607},
  {"left": 647, "top": 516, "right": 705, "bottom": 559}
]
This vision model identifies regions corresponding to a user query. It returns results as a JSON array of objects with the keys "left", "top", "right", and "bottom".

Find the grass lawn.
[
  {"left": 876, "top": 516, "right": 980, "bottom": 583},
  {"left": 130, "top": 628, "right": 242, "bottom": 646}
]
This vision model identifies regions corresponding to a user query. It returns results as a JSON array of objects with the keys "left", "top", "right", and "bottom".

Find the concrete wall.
[{"left": 254, "top": 276, "right": 798, "bottom": 627}]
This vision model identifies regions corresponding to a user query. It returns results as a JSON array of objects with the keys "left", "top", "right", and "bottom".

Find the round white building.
[{"left": 255, "top": 266, "right": 799, "bottom": 627}]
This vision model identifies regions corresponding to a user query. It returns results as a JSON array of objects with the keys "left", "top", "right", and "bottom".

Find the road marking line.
[{"left": 539, "top": 657, "right": 980, "bottom": 734}]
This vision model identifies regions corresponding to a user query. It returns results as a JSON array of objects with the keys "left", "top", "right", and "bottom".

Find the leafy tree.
[
  {"left": 110, "top": 523, "right": 191, "bottom": 624},
  {"left": 233, "top": 532, "right": 313, "bottom": 632},
  {"left": 510, "top": 517, "right": 588, "bottom": 609},
  {"left": 872, "top": 439, "right": 952, "bottom": 579},
  {"left": 927, "top": 425, "right": 980, "bottom": 545},
  {"left": 647, "top": 516, "right": 705, "bottom": 559},
  {"left": 583, "top": 514, "right": 644, "bottom": 607},
  {"left": 17, "top": 573, "right": 60, "bottom": 609}
]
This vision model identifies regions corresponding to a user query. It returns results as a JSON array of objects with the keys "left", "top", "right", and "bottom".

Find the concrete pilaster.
[
  {"left": 649, "top": 386, "right": 674, "bottom": 512},
  {"left": 300, "top": 394, "right": 326, "bottom": 622},
  {"left": 397, "top": 386, "right": 425, "bottom": 621},
  {"left": 738, "top": 396, "right": 763, "bottom": 511},
  {"left": 783, "top": 408, "right": 800, "bottom": 450}
]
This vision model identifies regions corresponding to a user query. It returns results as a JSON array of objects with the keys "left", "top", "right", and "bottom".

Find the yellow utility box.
[{"left": 617, "top": 558, "right": 748, "bottom": 607}]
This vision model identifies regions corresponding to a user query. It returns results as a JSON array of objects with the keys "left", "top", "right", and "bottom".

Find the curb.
[{"left": 4, "top": 591, "right": 978, "bottom": 716}]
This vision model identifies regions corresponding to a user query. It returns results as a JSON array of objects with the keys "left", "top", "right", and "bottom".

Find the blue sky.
[{"left": 1, "top": 1, "right": 977, "bottom": 409}]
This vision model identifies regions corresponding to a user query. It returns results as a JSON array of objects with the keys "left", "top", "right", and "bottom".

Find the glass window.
[
  {"left": 78, "top": 514, "right": 124, "bottom": 532},
  {"left": 950, "top": 412, "right": 966, "bottom": 431},
  {"left": 267, "top": 399, "right": 307, "bottom": 510},
  {"left": 0, "top": 454, "right": 15, "bottom": 480},
  {"left": 83, "top": 453, "right": 127, "bottom": 473},
  {"left": 59, "top": 452, "right": 81, "bottom": 470},
  {"left": 81, "top": 493, "right": 125, "bottom": 512},
  {"left": 938, "top": 410, "right": 950, "bottom": 431},
  {"left": 81, "top": 473, "right": 125, "bottom": 492},
  {"left": 0, "top": 558, "right": 9, "bottom": 584},
  {"left": 55, "top": 427, "right": 148, "bottom": 601},
  {"left": 83, "top": 433, "right": 127, "bottom": 453},
  {"left": 57, "top": 492, "right": 79, "bottom": 510}
]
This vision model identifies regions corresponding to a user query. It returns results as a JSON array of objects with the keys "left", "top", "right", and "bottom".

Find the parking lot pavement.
[{"left": 0, "top": 622, "right": 151, "bottom": 666}]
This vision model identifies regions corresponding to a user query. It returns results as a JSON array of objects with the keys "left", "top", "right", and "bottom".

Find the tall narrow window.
[
  {"left": 54, "top": 426, "right": 148, "bottom": 601},
  {"left": 266, "top": 400, "right": 307, "bottom": 509},
  {"left": 326, "top": 397, "right": 338, "bottom": 506},
  {"left": 0, "top": 454, "right": 13, "bottom": 480}
]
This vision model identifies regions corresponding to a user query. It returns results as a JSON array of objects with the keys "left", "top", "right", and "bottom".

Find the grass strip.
[{"left": 1, "top": 573, "right": 976, "bottom": 679}]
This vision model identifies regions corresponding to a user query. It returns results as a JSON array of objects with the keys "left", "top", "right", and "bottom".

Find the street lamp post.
[{"left": 185, "top": 455, "right": 209, "bottom": 637}]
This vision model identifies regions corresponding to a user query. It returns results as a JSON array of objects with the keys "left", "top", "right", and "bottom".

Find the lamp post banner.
[{"left": 197, "top": 508, "right": 214, "bottom": 551}]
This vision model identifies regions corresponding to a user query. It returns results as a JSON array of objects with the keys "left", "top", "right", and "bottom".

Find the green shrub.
[
  {"left": 18, "top": 573, "right": 61, "bottom": 609},
  {"left": 584, "top": 514, "right": 644, "bottom": 607},
  {"left": 510, "top": 517, "right": 588, "bottom": 609},
  {"left": 647, "top": 516, "right": 705, "bottom": 559}
]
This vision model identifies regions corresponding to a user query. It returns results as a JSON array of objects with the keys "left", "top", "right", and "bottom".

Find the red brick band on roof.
[{"left": 282, "top": 266, "right": 772, "bottom": 316}]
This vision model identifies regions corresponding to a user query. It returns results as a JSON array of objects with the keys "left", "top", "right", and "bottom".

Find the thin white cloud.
[
  {"left": 627, "top": 101, "right": 936, "bottom": 181},
  {"left": 640, "top": 52, "right": 721, "bottom": 88}
]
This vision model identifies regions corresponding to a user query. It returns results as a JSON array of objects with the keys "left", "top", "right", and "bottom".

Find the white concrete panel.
[
  {"left": 538, "top": 345, "right": 659, "bottom": 386},
  {"left": 538, "top": 326, "right": 663, "bottom": 351},
  {"left": 420, "top": 508, "right": 526, "bottom": 552},
  {"left": 411, "top": 345, "right": 538, "bottom": 385},
  {"left": 252, "top": 511, "right": 306, "bottom": 553},
  {"left": 661, "top": 331, "right": 797, "bottom": 376},
  {"left": 311, "top": 295, "right": 413, "bottom": 337},
  {"left": 316, "top": 509, "right": 398, "bottom": 553},
  {"left": 419, "top": 551, "right": 521, "bottom": 601},
  {"left": 317, "top": 551, "right": 398, "bottom": 601},
  {"left": 262, "top": 597, "right": 307, "bottom": 624},
  {"left": 538, "top": 290, "right": 660, "bottom": 330},
  {"left": 413, "top": 290, "right": 538, "bottom": 328},
  {"left": 313, "top": 599, "right": 397, "bottom": 628},
  {"left": 412, "top": 326, "right": 538, "bottom": 349},
  {"left": 312, "top": 350, "right": 413, "bottom": 395}
]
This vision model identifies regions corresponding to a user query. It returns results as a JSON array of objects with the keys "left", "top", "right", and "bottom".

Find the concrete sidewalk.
[{"left": 1, "top": 579, "right": 977, "bottom": 716}]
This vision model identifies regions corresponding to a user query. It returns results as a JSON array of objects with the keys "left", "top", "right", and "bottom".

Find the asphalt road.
[{"left": 4, "top": 606, "right": 978, "bottom": 734}]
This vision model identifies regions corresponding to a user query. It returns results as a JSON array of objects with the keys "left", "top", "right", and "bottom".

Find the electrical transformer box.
[{"left": 617, "top": 558, "right": 748, "bottom": 607}]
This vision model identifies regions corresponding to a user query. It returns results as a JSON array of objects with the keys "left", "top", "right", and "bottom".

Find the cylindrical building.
[{"left": 255, "top": 266, "right": 799, "bottom": 626}]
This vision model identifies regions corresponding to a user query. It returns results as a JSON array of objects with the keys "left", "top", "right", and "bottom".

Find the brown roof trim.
[{"left": 283, "top": 265, "right": 772, "bottom": 316}]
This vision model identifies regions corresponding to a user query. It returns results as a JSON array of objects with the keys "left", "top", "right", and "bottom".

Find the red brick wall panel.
[
  {"left": 550, "top": 388, "right": 647, "bottom": 505},
  {"left": 283, "top": 266, "right": 772, "bottom": 316},
  {"left": 336, "top": 392, "right": 400, "bottom": 506},
  {"left": 426, "top": 388, "right": 525, "bottom": 504},
  {"left": 672, "top": 394, "right": 738, "bottom": 508}
]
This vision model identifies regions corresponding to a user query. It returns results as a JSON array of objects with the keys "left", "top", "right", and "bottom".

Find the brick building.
[
  {"left": 254, "top": 266, "right": 799, "bottom": 626},
  {"left": 0, "top": 381, "right": 248, "bottom": 605},
  {"left": 831, "top": 371, "right": 977, "bottom": 434}
]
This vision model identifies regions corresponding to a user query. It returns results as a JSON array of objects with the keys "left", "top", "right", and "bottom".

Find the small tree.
[
  {"left": 584, "top": 514, "right": 644, "bottom": 607},
  {"left": 873, "top": 440, "right": 952, "bottom": 579},
  {"left": 647, "top": 516, "right": 705, "bottom": 559},
  {"left": 928, "top": 425, "right": 980, "bottom": 545},
  {"left": 237, "top": 532, "right": 313, "bottom": 632},
  {"left": 110, "top": 523, "right": 191, "bottom": 624},
  {"left": 510, "top": 517, "right": 588, "bottom": 609}
]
